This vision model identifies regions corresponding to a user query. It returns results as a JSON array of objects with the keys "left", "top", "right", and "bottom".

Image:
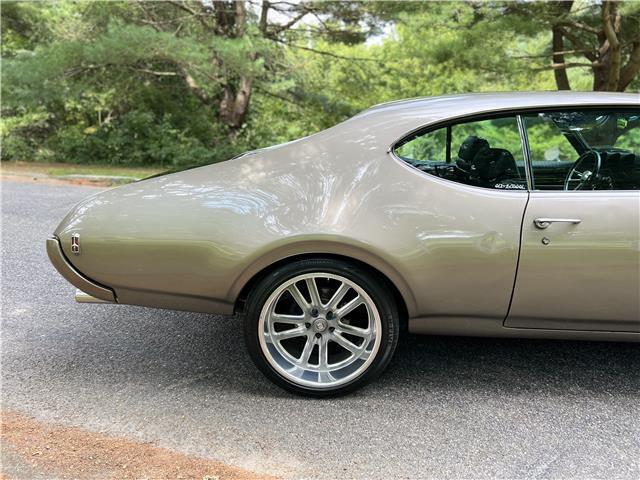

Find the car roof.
[
  {"left": 358, "top": 91, "right": 639, "bottom": 118},
  {"left": 339, "top": 91, "right": 639, "bottom": 144}
]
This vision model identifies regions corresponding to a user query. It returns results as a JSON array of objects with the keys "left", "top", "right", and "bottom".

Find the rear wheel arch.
[{"left": 233, "top": 251, "right": 411, "bottom": 330}]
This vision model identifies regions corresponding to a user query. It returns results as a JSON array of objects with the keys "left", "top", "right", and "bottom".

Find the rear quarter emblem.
[{"left": 70, "top": 233, "right": 81, "bottom": 256}]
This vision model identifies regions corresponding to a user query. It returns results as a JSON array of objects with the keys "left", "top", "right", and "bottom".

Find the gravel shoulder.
[{"left": 1, "top": 410, "right": 273, "bottom": 480}]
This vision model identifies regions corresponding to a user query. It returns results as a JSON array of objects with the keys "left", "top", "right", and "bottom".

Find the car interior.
[
  {"left": 396, "top": 110, "right": 640, "bottom": 191},
  {"left": 400, "top": 134, "right": 527, "bottom": 190}
]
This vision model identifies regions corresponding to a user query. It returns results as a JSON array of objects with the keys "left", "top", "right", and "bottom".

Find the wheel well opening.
[{"left": 233, "top": 253, "right": 409, "bottom": 331}]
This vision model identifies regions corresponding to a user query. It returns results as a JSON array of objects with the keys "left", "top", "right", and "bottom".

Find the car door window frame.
[
  {"left": 390, "top": 105, "right": 639, "bottom": 194},
  {"left": 520, "top": 107, "right": 640, "bottom": 193},
  {"left": 516, "top": 115, "right": 534, "bottom": 190},
  {"left": 390, "top": 112, "right": 531, "bottom": 192}
]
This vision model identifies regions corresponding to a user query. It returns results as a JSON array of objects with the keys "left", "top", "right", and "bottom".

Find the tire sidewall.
[{"left": 242, "top": 258, "right": 399, "bottom": 397}]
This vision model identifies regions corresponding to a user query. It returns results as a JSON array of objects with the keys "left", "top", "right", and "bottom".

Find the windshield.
[{"left": 542, "top": 110, "right": 640, "bottom": 152}]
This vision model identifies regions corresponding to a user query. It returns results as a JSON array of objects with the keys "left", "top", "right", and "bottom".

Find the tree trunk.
[
  {"left": 552, "top": 26, "right": 571, "bottom": 90},
  {"left": 592, "top": 30, "right": 609, "bottom": 92},
  {"left": 219, "top": 75, "right": 253, "bottom": 133},
  {"left": 214, "top": 0, "right": 253, "bottom": 138},
  {"left": 618, "top": 40, "right": 640, "bottom": 91},
  {"left": 548, "top": 1, "right": 638, "bottom": 92},
  {"left": 599, "top": 1, "right": 622, "bottom": 91}
]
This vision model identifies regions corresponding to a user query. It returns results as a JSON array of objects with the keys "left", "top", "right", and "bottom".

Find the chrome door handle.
[{"left": 534, "top": 218, "right": 582, "bottom": 229}]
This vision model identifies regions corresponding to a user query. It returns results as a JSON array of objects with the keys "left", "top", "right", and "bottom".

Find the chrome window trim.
[
  {"left": 389, "top": 113, "right": 527, "bottom": 193},
  {"left": 516, "top": 114, "right": 534, "bottom": 191},
  {"left": 521, "top": 107, "right": 640, "bottom": 193},
  {"left": 387, "top": 104, "right": 637, "bottom": 152},
  {"left": 389, "top": 105, "right": 640, "bottom": 194}
]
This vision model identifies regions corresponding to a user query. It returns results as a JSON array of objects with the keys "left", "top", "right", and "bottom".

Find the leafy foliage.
[{"left": 1, "top": 1, "right": 638, "bottom": 167}]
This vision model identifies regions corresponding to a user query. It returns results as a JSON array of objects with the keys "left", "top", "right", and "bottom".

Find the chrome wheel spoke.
[
  {"left": 270, "top": 313, "right": 305, "bottom": 325},
  {"left": 298, "top": 335, "right": 315, "bottom": 364},
  {"left": 287, "top": 284, "right": 310, "bottom": 311},
  {"left": 318, "top": 370, "right": 335, "bottom": 383},
  {"left": 305, "top": 277, "right": 322, "bottom": 307},
  {"left": 336, "top": 322, "right": 370, "bottom": 338},
  {"left": 326, "top": 282, "right": 350, "bottom": 310},
  {"left": 336, "top": 294, "right": 363, "bottom": 318},
  {"left": 272, "top": 326, "right": 306, "bottom": 341},
  {"left": 330, "top": 331, "right": 360, "bottom": 354},
  {"left": 318, "top": 335, "right": 329, "bottom": 369}
]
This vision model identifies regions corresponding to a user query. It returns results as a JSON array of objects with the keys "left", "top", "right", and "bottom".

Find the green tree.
[
  {"left": 501, "top": 0, "right": 640, "bottom": 91},
  {"left": 2, "top": 1, "right": 638, "bottom": 168},
  {"left": 1, "top": 1, "right": 386, "bottom": 163}
]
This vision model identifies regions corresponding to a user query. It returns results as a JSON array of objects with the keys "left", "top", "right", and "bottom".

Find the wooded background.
[{"left": 2, "top": 0, "right": 639, "bottom": 168}]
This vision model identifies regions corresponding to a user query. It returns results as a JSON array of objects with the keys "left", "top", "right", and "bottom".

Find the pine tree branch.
[
  {"left": 556, "top": 19, "right": 601, "bottom": 35},
  {"left": 167, "top": 1, "right": 211, "bottom": 30},
  {"left": 254, "top": 85, "right": 304, "bottom": 107},
  {"left": 133, "top": 68, "right": 179, "bottom": 76},
  {"left": 534, "top": 62, "right": 604, "bottom": 71},
  {"left": 270, "top": 9, "right": 311, "bottom": 34},
  {"left": 558, "top": 27, "right": 597, "bottom": 62},
  {"left": 268, "top": 37, "right": 380, "bottom": 63},
  {"left": 512, "top": 49, "right": 596, "bottom": 59}
]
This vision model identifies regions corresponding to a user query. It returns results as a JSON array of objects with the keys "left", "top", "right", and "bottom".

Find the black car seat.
[
  {"left": 456, "top": 135, "right": 519, "bottom": 187},
  {"left": 456, "top": 135, "right": 489, "bottom": 173},
  {"left": 600, "top": 151, "right": 640, "bottom": 189}
]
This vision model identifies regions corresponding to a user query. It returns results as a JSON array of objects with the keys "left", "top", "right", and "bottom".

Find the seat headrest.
[{"left": 458, "top": 136, "right": 489, "bottom": 161}]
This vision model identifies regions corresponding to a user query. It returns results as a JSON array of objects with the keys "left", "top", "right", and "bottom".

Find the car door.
[{"left": 507, "top": 109, "right": 640, "bottom": 332}]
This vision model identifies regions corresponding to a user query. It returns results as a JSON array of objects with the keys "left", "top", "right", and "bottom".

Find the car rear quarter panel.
[
  {"left": 55, "top": 119, "right": 525, "bottom": 321},
  {"left": 54, "top": 92, "right": 636, "bottom": 322}
]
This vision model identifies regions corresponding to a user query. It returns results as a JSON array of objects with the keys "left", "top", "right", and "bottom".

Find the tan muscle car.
[{"left": 48, "top": 92, "right": 640, "bottom": 395}]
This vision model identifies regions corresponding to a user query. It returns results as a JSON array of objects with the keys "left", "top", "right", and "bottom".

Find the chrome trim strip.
[
  {"left": 516, "top": 114, "right": 534, "bottom": 191},
  {"left": 46, "top": 237, "right": 116, "bottom": 303}
]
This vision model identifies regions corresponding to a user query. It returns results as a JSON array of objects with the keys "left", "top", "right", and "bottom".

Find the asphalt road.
[{"left": 2, "top": 179, "right": 639, "bottom": 479}]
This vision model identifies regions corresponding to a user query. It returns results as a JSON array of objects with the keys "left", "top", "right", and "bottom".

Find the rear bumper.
[{"left": 46, "top": 237, "right": 116, "bottom": 303}]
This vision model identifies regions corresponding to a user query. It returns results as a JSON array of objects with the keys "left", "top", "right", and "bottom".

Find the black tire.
[{"left": 242, "top": 258, "right": 400, "bottom": 397}]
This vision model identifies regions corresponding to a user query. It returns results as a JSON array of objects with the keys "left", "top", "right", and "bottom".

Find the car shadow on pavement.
[
  {"left": 8, "top": 297, "right": 637, "bottom": 403},
  {"left": 185, "top": 312, "right": 640, "bottom": 398},
  {"left": 23, "top": 305, "right": 637, "bottom": 400},
  {"left": 380, "top": 333, "right": 640, "bottom": 397}
]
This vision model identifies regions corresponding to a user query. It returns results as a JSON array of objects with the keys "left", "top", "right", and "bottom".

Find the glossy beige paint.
[
  {"left": 50, "top": 92, "right": 640, "bottom": 340},
  {"left": 46, "top": 237, "right": 115, "bottom": 302},
  {"left": 507, "top": 191, "right": 640, "bottom": 332}
]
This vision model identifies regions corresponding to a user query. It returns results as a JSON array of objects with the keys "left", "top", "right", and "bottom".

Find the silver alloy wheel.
[{"left": 258, "top": 272, "right": 382, "bottom": 389}]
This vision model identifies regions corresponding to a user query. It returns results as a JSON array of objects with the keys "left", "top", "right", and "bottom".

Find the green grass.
[
  {"left": 46, "top": 165, "right": 162, "bottom": 178},
  {"left": 2, "top": 161, "right": 164, "bottom": 181}
]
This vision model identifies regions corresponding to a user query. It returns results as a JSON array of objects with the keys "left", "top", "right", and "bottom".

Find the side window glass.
[
  {"left": 394, "top": 116, "right": 526, "bottom": 190},
  {"left": 395, "top": 128, "right": 446, "bottom": 163},
  {"left": 451, "top": 117, "right": 524, "bottom": 165},
  {"left": 524, "top": 111, "right": 640, "bottom": 191}
]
